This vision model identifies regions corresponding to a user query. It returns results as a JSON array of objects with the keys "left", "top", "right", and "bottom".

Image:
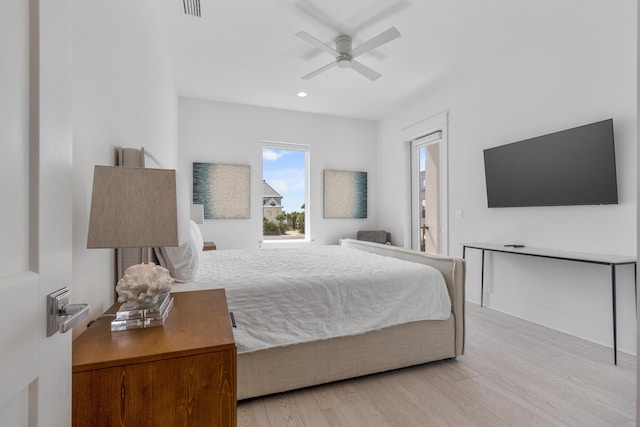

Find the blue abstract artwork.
[
  {"left": 323, "top": 170, "right": 367, "bottom": 218},
  {"left": 193, "top": 162, "right": 251, "bottom": 219}
]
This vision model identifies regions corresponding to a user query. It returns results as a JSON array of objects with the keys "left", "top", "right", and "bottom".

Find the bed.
[
  {"left": 165, "top": 237, "right": 465, "bottom": 400},
  {"left": 114, "top": 147, "right": 465, "bottom": 400}
]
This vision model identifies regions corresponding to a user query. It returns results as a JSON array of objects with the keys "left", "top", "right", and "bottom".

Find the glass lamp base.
[{"left": 111, "top": 293, "right": 174, "bottom": 331}]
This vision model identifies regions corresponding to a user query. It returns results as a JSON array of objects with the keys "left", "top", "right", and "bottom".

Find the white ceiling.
[{"left": 166, "top": 0, "right": 581, "bottom": 121}]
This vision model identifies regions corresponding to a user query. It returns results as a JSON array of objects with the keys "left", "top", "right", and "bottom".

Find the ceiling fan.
[{"left": 295, "top": 26, "right": 401, "bottom": 81}]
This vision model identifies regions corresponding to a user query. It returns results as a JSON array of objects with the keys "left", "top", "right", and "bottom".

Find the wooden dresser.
[{"left": 72, "top": 289, "right": 236, "bottom": 426}]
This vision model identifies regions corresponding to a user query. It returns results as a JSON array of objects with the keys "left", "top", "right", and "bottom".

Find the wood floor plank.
[
  {"left": 465, "top": 305, "right": 635, "bottom": 425},
  {"left": 321, "top": 399, "right": 392, "bottom": 427},
  {"left": 237, "top": 303, "right": 636, "bottom": 426},
  {"left": 451, "top": 374, "right": 568, "bottom": 427},
  {"left": 237, "top": 398, "right": 271, "bottom": 427},
  {"left": 458, "top": 352, "right": 611, "bottom": 426},
  {"left": 310, "top": 380, "right": 365, "bottom": 410},
  {"left": 261, "top": 389, "right": 329, "bottom": 427},
  {"left": 354, "top": 371, "right": 451, "bottom": 426},
  {"left": 392, "top": 364, "right": 507, "bottom": 427}
]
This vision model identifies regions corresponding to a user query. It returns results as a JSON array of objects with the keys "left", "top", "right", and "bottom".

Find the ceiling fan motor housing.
[
  {"left": 335, "top": 35, "right": 352, "bottom": 54},
  {"left": 335, "top": 35, "right": 353, "bottom": 68}
]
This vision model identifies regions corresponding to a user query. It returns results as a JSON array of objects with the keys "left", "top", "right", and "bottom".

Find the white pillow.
[{"left": 155, "top": 220, "right": 202, "bottom": 282}]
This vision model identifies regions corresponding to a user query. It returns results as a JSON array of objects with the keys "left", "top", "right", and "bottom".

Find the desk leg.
[
  {"left": 481, "top": 250, "right": 485, "bottom": 307},
  {"left": 634, "top": 263, "right": 637, "bottom": 313},
  {"left": 611, "top": 264, "right": 617, "bottom": 365}
]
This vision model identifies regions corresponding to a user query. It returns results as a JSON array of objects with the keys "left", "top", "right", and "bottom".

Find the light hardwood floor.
[{"left": 237, "top": 303, "right": 636, "bottom": 426}]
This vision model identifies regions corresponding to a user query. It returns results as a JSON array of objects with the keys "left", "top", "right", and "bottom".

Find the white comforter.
[{"left": 172, "top": 245, "right": 451, "bottom": 353}]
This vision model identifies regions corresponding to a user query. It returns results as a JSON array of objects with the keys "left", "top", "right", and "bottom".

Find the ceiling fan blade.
[
  {"left": 350, "top": 1, "right": 410, "bottom": 35},
  {"left": 301, "top": 61, "right": 337, "bottom": 80},
  {"left": 295, "top": 32, "right": 340, "bottom": 58},
  {"left": 294, "top": 0, "right": 344, "bottom": 36},
  {"left": 350, "top": 26, "right": 401, "bottom": 58},
  {"left": 350, "top": 60, "right": 382, "bottom": 81}
]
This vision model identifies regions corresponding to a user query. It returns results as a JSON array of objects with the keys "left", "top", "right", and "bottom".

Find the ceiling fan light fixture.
[{"left": 336, "top": 56, "right": 351, "bottom": 69}]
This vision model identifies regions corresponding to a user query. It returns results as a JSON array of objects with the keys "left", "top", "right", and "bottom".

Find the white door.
[
  {"left": 411, "top": 131, "right": 447, "bottom": 255},
  {"left": 412, "top": 137, "right": 442, "bottom": 253},
  {"left": 404, "top": 112, "right": 449, "bottom": 255},
  {"left": 0, "top": 1, "right": 73, "bottom": 426}
]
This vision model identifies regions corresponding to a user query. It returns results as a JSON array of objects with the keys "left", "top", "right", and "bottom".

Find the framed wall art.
[
  {"left": 323, "top": 169, "right": 367, "bottom": 219},
  {"left": 193, "top": 162, "right": 251, "bottom": 219}
]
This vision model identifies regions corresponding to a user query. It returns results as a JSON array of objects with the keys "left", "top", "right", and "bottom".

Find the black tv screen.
[{"left": 483, "top": 119, "right": 618, "bottom": 208}]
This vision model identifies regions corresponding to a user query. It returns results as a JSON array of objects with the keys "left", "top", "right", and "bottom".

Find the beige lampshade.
[
  {"left": 190, "top": 204, "right": 205, "bottom": 224},
  {"left": 87, "top": 166, "right": 188, "bottom": 249}
]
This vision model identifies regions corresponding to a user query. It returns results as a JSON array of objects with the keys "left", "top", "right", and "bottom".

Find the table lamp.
[{"left": 87, "top": 165, "right": 188, "bottom": 330}]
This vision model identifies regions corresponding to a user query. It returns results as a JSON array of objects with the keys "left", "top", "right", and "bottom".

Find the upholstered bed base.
[
  {"left": 237, "top": 238, "right": 466, "bottom": 400},
  {"left": 238, "top": 315, "right": 457, "bottom": 400}
]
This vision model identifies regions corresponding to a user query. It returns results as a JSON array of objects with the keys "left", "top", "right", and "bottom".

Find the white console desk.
[{"left": 462, "top": 243, "right": 636, "bottom": 365}]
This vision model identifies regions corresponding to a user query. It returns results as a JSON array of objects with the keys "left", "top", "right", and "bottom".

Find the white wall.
[
  {"left": 378, "top": 1, "right": 637, "bottom": 354},
  {"left": 72, "top": 0, "right": 178, "bottom": 332},
  {"left": 178, "top": 97, "right": 378, "bottom": 249}
]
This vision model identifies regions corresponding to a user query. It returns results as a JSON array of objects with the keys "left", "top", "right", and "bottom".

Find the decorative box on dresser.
[{"left": 72, "top": 289, "right": 237, "bottom": 427}]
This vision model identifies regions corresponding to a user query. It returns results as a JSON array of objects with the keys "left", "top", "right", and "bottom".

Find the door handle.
[{"left": 47, "top": 287, "right": 90, "bottom": 337}]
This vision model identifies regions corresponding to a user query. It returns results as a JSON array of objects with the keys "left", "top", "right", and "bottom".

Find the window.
[{"left": 262, "top": 141, "right": 309, "bottom": 241}]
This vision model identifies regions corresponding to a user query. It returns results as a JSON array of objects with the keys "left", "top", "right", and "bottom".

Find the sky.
[{"left": 262, "top": 148, "right": 306, "bottom": 213}]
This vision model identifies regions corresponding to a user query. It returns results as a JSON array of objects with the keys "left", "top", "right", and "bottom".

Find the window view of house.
[{"left": 262, "top": 145, "right": 307, "bottom": 240}]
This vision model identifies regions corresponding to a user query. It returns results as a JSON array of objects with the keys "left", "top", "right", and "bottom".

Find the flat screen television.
[{"left": 483, "top": 119, "right": 618, "bottom": 208}]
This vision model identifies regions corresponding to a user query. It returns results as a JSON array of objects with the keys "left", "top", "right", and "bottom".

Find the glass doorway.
[{"left": 412, "top": 133, "right": 442, "bottom": 254}]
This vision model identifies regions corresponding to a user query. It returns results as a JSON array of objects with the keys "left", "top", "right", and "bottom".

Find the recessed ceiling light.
[{"left": 297, "top": 91, "right": 308, "bottom": 97}]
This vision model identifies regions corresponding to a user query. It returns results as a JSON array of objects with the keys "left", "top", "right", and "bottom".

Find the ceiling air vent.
[{"left": 182, "top": 0, "right": 201, "bottom": 17}]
